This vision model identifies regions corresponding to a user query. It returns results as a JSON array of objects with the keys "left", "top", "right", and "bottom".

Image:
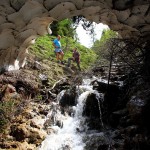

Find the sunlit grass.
[{"left": 30, "top": 35, "right": 97, "bottom": 70}]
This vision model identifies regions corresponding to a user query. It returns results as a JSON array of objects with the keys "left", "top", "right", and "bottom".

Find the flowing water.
[{"left": 39, "top": 77, "right": 104, "bottom": 150}]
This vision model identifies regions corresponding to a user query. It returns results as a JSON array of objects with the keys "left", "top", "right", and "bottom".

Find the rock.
[
  {"left": 30, "top": 121, "right": 41, "bottom": 129},
  {"left": 28, "top": 128, "right": 46, "bottom": 145},
  {"left": 124, "top": 125, "right": 138, "bottom": 137},
  {"left": 109, "top": 108, "right": 128, "bottom": 127},
  {"left": 0, "top": 0, "right": 149, "bottom": 71},
  {"left": 92, "top": 80, "right": 120, "bottom": 94},
  {"left": 59, "top": 87, "right": 77, "bottom": 107},
  {"left": 82, "top": 92, "right": 104, "bottom": 130},
  {"left": 22, "top": 109, "right": 34, "bottom": 119},
  {"left": 127, "top": 96, "right": 146, "bottom": 125},
  {"left": 10, "top": 124, "right": 30, "bottom": 141},
  {"left": 1, "top": 84, "right": 19, "bottom": 101},
  {"left": 43, "top": 117, "right": 52, "bottom": 129}
]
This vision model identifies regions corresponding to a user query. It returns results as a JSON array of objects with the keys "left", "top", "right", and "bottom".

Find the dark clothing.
[
  {"left": 68, "top": 58, "right": 81, "bottom": 71},
  {"left": 67, "top": 50, "right": 81, "bottom": 71},
  {"left": 73, "top": 50, "right": 80, "bottom": 62}
]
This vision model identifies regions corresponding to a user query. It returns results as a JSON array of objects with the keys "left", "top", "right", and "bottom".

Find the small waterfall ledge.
[
  {"left": 38, "top": 77, "right": 104, "bottom": 150},
  {"left": 32, "top": 76, "right": 103, "bottom": 150}
]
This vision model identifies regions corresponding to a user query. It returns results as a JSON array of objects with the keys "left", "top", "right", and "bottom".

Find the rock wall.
[{"left": 0, "top": 0, "right": 150, "bottom": 71}]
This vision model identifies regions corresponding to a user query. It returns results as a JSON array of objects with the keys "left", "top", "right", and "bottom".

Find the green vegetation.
[
  {"left": 30, "top": 36, "right": 97, "bottom": 71},
  {"left": 29, "top": 19, "right": 98, "bottom": 71},
  {"left": 91, "top": 29, "right": 118, "bottom": 65},
  {"left": 0, "top": 98, "right": 21, "bottom": 133},
  {"left": 0, "top": 19, "right": 126, "bottom": 137},
  {"left": 30, "top": 35, "right": 97, "bottom": 70},
  {"left": 1, "top": 20, "right": 108, "bottom": 133},
  {"left": 51, "top": 19, "right": 76, "bottom": 38}
]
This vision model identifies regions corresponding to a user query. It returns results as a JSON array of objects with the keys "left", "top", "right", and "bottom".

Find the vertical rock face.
[{"left": 0, "top": 0, "right": 149, "bottom": 72}]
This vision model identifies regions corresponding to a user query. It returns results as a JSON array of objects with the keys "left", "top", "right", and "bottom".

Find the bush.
[{"left": 0, "top": 99, "right": 21, "bottom": 133}]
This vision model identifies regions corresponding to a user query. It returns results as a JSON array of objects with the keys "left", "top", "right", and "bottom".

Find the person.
[
  {"left": 67, "top": 48, "right": 81, "bottom": 71},
  {"left": 53, "top": 35, "right": 64, "bottom": 64}
]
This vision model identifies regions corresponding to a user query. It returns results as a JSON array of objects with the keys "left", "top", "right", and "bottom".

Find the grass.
[
  {"left": 0, "top": 98, "right": 21, "bottom": 133},
  {"left": 29, "top": 35, "right": 97, "bottom": 70}
]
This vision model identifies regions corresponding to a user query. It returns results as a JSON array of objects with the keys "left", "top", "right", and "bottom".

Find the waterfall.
[
  {"left": 95, "top": 93, "right": 104, "bottom": 129},
  {"left": 38, "top": 78, "right": 104, "bottom": 150}
]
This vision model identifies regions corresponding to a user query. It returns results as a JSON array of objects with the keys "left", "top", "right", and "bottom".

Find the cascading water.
[
  {"left": 95, "top": 92, "right": 104, "bottom": 129},
  {"left": 38, "top": 77, "right": 104, "bottom": 150}
]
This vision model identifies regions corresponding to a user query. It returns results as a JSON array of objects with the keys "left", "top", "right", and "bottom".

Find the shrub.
[{"left": 0, "top": 98, "right": 21, "bottom": 133}]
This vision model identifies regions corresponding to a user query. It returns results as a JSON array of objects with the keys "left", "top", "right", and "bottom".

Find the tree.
[
  {"left": 50, "top": 19, "right": 75, "bottom": 38},
  {"left": 92, "top": 29, "right": 118, "bottom": 65},
  {"left": 50, "top": 19, "right": 77, "bottom": 51}
]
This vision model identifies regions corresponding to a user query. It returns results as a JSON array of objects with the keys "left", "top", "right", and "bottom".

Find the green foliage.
[
  {"left": 30, "top": 35, "right": 55, "bottom": 59},
  {"left": 0, "top": 99, "right": 20, "bottom": 133},
  {"left": 92, "top": 29, "right": 118, "bottom": 65},
  {"left": 35, "top": 93, "right": 42, "bottom": 101},
  {"left": 51, "top": 19, "right": 75, "bottom": 38},
  {"left": 30, "top": 18, "right": 97, "bottom": 70},
  {"left": 30, "top": 34, "right": 97, "bottom": 70},
  {"left": 100, "top": 29, "right": 118, "bottom": 45}
]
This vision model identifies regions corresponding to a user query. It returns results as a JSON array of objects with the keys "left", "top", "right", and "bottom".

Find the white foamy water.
[
  {"left": 38, "top": 76, "right": 105, "bottom": 150},
  {"left": 39, "top": 116, "right": 85, "bottom": 150},
  {"left": 39, "top": 87, "right": 96, "bottom": 150}
]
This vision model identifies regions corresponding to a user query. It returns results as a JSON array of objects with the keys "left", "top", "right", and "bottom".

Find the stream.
[{"left": 38, "top": 77, "right": 112, "bottom": 150}]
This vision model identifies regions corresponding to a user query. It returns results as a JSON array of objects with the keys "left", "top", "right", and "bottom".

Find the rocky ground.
[
  {"left": 0, "top": 59, "right": 150, "bottom": 150},
  {"left": 0, "top": 58, "right": 83, "bottom": 150},
  {"left": 81, "top": 67, "right": 150, "bottom": 149}
]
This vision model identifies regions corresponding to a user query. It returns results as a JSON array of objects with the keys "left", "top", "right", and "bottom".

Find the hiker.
[
  {"left": 53, "top": 35, "right": 64, "bottom": 64},
  {"left": 67, "top": 48, "right": 81, "bottom": 71}
]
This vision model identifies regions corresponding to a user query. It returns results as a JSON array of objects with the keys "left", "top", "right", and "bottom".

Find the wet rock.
[
  {"left": 83, "top": 93, "right": 104, "bottom": 130},
  {"left": 118, "top": 75, "right": 128, "bottom": 81},
  {"left": 83, "top": 93, "right": 102, "bottom": 118},
  {"left": 103, "top": 84, "right": 121, "bottom": 114},
  {"left": 127, "top": 96, "right": 146, "bottom": 125},
  {"left": 119, "top": 115, "right": 132, "bottom": 127},
  {"left": 123, "top": 125, "right": 139, "bottom": 137},
  {"left": 92, "top": 81, "right": 107, "bottom": 93},
  {"left": 56, "top": 120, "right": 63, "bottom": 128},
  {"left": 92, "top": 80, "right": 120, "bottom": 95},
  {"left": 59, "top": 86, "right": 77, "bottom": 107},
  {"left": 43, "top": 117, "right": 52, "bottom": 129},
  {"left": 46, "top": 127, "right": 56, "bottom": 134},
  {"left": 123, "top": 134, "right": 150, "bottom": 150},
  {"left": 109, "top": 108, "right": 128, "bottom": 127},
  {"left": 92, "top": 80, "right": 120, "bottom": 113},
  {"left": 97, "top": 144, "right": 109, "bottom": 150},
  {"left": 51, "top": 78, "right": 71, "bottom": 94},
  {"left": 84, "top": 132, "right": 110, "bottom": 150}
]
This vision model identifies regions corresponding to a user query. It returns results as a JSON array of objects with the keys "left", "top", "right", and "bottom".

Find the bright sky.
[{"left": 76, "top": 22, "right": 108, "bottom": 48}]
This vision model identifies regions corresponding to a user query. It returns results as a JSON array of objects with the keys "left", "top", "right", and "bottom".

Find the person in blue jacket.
[{"left": 53, "top": 35, "right": 64, "bottom": 64}]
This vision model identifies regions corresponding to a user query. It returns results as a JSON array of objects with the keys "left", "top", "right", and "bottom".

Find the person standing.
[
  {"left": 53, "top": 35, "right": 64, "bottom": 64},
  {"left": 67, "top": 48, "right": 81, "bottom": 71}
]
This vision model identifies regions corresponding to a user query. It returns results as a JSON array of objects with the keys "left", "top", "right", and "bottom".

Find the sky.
[{"left": 76, "top": 22, "right": 108, "bottom": 48}]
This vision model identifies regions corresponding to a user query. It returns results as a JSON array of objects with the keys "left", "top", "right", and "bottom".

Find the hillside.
[
  {"left": 29, "top": 35, "right": 97, "bottom": 71},
  {"left": 0, "top": 34, "right": 97, "bottom": 140}
]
